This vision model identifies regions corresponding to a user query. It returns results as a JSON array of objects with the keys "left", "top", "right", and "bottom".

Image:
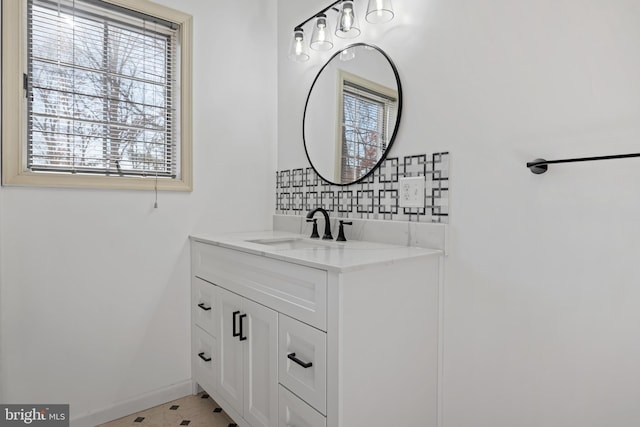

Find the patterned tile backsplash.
[{"left": 276, "top": 152, "right": 449, "bottom": 223}]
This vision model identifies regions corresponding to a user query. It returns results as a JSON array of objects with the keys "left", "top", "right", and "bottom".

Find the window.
[
  {"left": 338, "top": 70, "right": 398, "bottom": 183},
  {"left": 2, "top": 0, "right": 192, "bottom": 190}
]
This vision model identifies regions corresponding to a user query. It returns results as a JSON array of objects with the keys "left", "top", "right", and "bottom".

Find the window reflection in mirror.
[{"left": 338, "top": 70, "right": 398, "bottom": 183}]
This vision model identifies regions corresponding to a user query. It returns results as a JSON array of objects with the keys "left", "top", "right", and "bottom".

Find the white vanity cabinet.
[{"left": 191, "top": 233, "right": 441, "bottom": 427}]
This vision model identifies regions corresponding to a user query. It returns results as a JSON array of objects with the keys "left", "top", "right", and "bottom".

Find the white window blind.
[
  {"left": 27, "top": 0, "right": 179, "bottom": 178},
  {"left": 341, "top": 81, "right": 397, "bottom": 182}
]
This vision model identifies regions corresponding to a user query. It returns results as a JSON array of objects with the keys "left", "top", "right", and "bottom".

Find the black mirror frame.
[{"left": 302, "top": 43, "right": 403, "bottom": 186}]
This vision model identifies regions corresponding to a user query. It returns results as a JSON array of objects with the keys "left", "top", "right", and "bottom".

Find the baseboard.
[{"left": 70, "top": 380, "right": 194, "bottom": 427}]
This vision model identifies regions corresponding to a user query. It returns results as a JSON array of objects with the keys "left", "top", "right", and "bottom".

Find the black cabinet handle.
[
  {"left": 239, "top": 314, "right": 247, "bottom": 341},
  {"left": 198, "top": 303, "right": 211, "bottom": 311},
  {"left": 232, "top": 311, "right": 240, "bottom": 337},
  {"left": 287, "top": 353, "right": 313, "bottom": 368},
  {"left": 198, "top": 352, "right": 211, "bottom": 362}
]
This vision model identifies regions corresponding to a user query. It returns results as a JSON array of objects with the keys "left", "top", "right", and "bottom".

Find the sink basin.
[{"left": 246, "top": 237, "right": 337, "bottom": 250}]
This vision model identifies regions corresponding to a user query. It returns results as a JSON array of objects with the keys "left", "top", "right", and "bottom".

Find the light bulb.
[
  {"left": 310, "top": 14, "right": 334, "bottom": 51},
  {"left": 336, "top": 0, "right": 361, "bottom": 39},
  {"left": 288, "top": 28, "right": 309, "bottom": 62}
]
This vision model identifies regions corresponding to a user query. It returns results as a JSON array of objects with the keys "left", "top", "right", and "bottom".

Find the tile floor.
[{"left": 98, "top": 393, "right": 237, "bottom": 427}]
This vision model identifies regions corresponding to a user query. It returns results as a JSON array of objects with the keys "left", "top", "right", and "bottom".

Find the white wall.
[
  {"left": 0, "top": 0, "right": 277, "bottom": 421},
  {"left": 279, "top": 1, "right": 640, "bottom": 426}
]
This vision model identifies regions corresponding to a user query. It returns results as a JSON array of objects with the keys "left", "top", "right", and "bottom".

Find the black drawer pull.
[
  {"left": 239, "top": 314, "right": 247, "bottom": 341},
  {"left": 287, "top": 353, "right": 312, "bottom": 368},
  {"left": 232, "top": 311, "right": 240, "bottom": 337},
  {"left": 198, "top": 303, "right": 211, "bottom": 311},
  {"left": 198, "top": 352, "right": 211, "bottom": 362}
]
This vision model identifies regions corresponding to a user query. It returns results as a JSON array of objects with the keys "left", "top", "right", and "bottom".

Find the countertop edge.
[{"left": 189, "top": 232, "right": 443, "bottom": 273}]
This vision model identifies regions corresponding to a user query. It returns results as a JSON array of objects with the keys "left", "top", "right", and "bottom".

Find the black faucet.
[{"left": 306, "top": 208, "right": 333, "bottom": 240}]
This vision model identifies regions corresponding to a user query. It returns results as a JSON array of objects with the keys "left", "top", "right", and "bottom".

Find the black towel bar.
[{"left": 527, "top": 153, "right": 640, "bottom": 174}]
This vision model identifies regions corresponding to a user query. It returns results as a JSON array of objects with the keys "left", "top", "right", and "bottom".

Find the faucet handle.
[
  {"left": 336, "top": 220, "right": 353, "bottom": 242},
  {"left": 306, "top": 218, "right": 320, "bottom": 239}
]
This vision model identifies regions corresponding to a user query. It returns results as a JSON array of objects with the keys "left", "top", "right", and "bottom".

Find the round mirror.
[{"left": 303, "top": 43, "right": 402, "bottom": 185}]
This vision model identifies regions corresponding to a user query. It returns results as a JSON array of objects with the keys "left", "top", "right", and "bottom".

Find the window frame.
[{"left": 2, "top": 0, "right": 193, "bottom": 191}]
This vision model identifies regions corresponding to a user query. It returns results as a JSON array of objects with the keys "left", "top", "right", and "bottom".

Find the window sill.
[{"left": 2, "top": 170, "right": 192, "bottom": 192}]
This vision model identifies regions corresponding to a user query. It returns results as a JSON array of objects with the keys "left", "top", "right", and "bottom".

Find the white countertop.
[{"left": 190, "top": 230, "right": 442, "bottom": 272}]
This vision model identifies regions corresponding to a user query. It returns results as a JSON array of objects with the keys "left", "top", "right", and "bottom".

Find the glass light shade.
[
  {"left": 335, "top": 1, "right": 361, "bottom": 39},
  {"left": 366, "top": 0, "right": 394, "bottom": 24},
  {"left": 339, "top": 47, "right": 356, "bottom": 61},
  {"left": 288, "top": 28, "right": 309, "bottom": 62},
  {"left": 310, "top": 14, "right": 334, "bottom": 51}
]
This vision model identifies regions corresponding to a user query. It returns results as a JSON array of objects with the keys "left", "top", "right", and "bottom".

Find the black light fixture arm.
[
  {"left": 526, "top": 152, "right": 640, "bottom": 174},
  {"left": 294, "top": 0, "right": 343, "bottom": 30}
]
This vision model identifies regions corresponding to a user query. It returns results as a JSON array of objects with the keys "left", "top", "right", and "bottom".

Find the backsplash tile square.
[
  {"left": 378, "top": 189, "right": 399, "bottom": 215},
  {"left": 403, "top": 154, "right": 427, "bottom": 177},
  {"left": 357, "top": 190, "right": 375, "bottom": 214},
  {"left": 337, "top": 191, "right": 353, "bottom": 212},
  {"left": 305, "top": 167, "right": 319, "bottom": 187},
  {"left": 379, "top": 157, "right": 400, "bottom": 183},
  {"left": 277, "top": 192, "right": 290, "bottom": 211},
  {"left": 305, "top": 191, "right": 319, "bottom": 210},
  {"left": 321, "top": 191, "right": 335, "bottom": 212},
  {"left": 292, "top": 192, "right": 304, "bottom": 211},
  {"left": 292, "top": 168, "right": 304, "bottom": 187},
  {"left": 280, "top": 170, "right": 290, "bottom": 188},
  {"left": 275, "top": 152, "right": 450, "bottom": 223}
]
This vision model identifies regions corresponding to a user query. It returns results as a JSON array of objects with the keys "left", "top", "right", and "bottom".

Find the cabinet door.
[
  {"left": 217, "top": 287, "right": 244, "bottom": 416},
  {"left": 243, "top": 298, "right": 279, "bottom": 427}
]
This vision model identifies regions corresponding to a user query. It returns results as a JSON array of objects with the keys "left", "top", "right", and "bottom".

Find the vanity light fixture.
[
  {"left": 335, "top": 0, "right": 361, "bottom": 38},
  {"left": 310, "top": 13, "right": 334, "bottom": 50},
  {"left": 289, "top": 0, "right": 394, "bottom": 62},
  {"left": 288, "top": 27, "right": 310, "bottom": 62},
  {"left": 366, "top": 0, "right": 394, "bottom": 24}
]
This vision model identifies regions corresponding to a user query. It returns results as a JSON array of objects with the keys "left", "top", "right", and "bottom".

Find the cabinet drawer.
[
  {"left": 278, "top": 314, "right": 326, "bottom": 415},
  {"left": 192, "top": 325, "right": 217, "bottom": 393},
  {"left": 192, "top": 242, "right": 328, "bottom": 331},
  {"left": 279, "top": 386, "right": 326, "bottom": 427},
  {"left": 193, "top": 277, "right": 217, "bottom": 336}
]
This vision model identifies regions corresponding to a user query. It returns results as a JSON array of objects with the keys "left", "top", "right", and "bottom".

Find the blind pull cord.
[{"left": 154, "top": 172, "right": 158, "bottom": 209}]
